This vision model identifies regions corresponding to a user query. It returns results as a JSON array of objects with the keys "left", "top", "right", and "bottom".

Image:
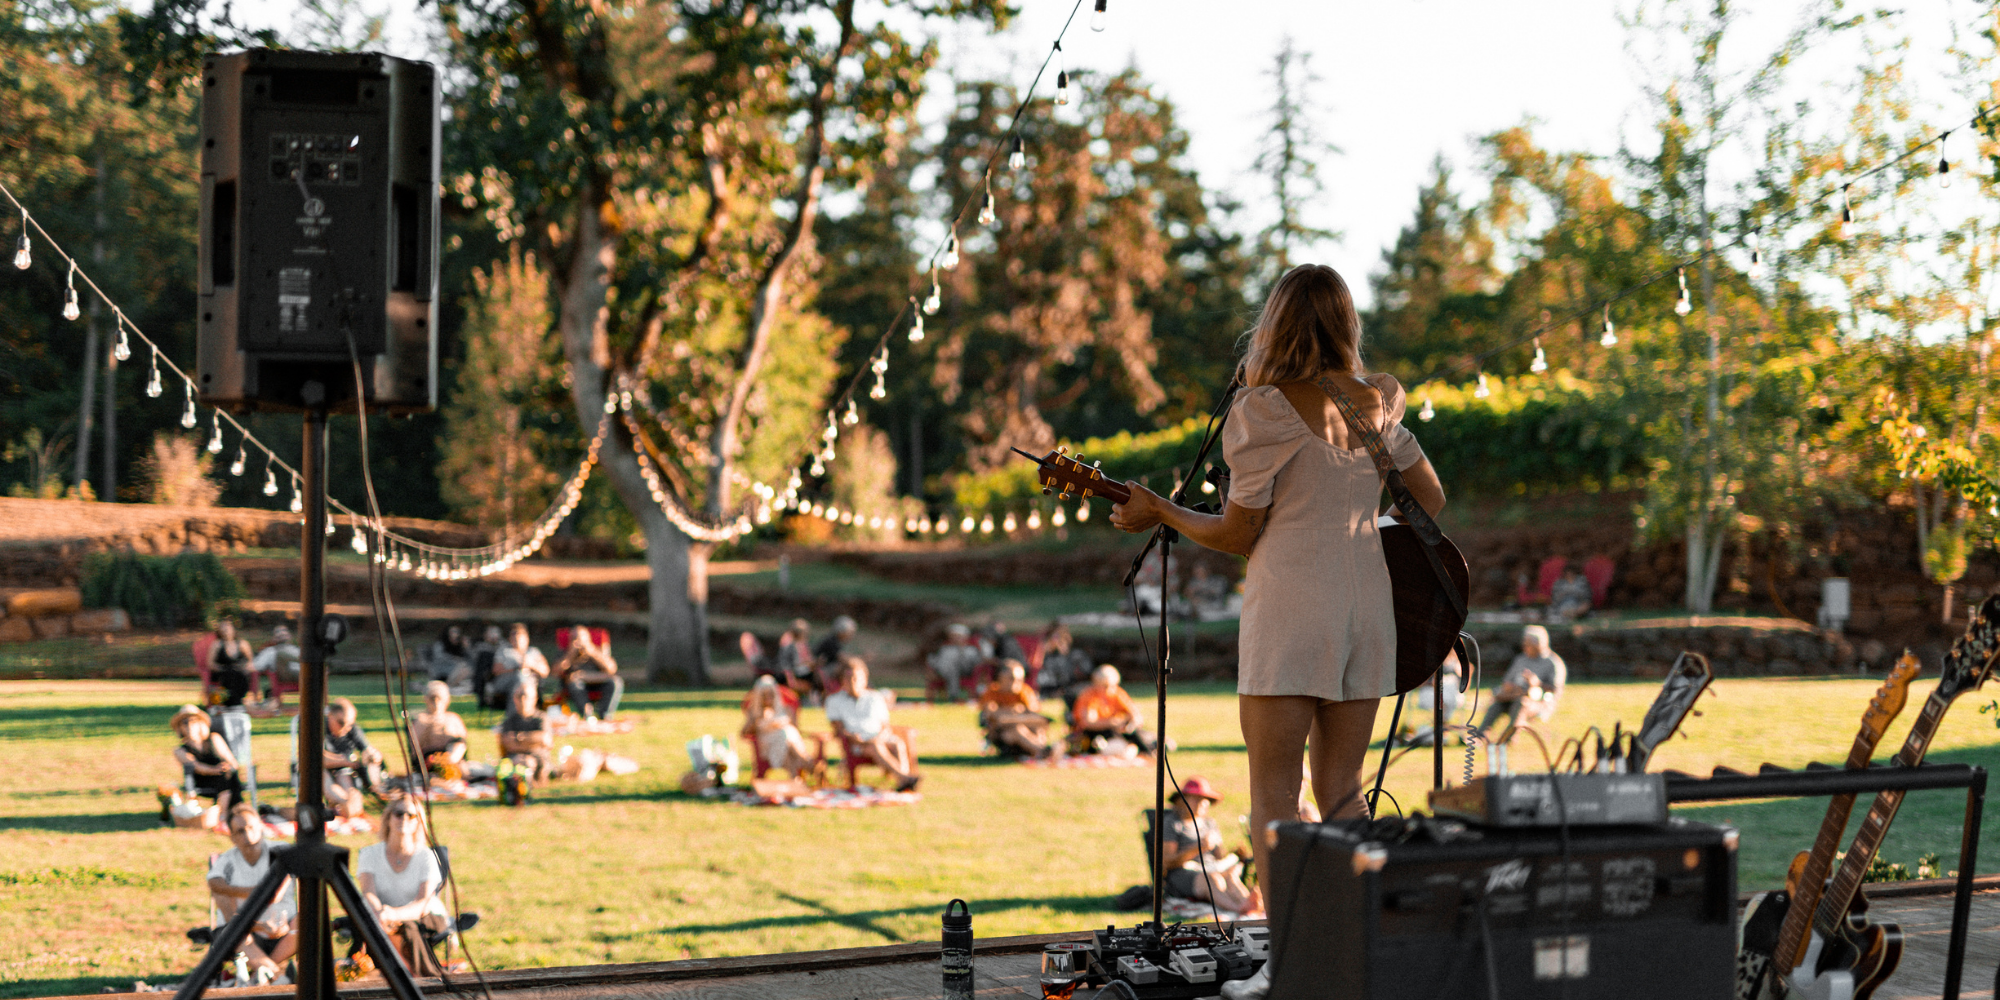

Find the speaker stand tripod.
[{"left": 172, "top": 393, "right": 426, "bottom": 1000}]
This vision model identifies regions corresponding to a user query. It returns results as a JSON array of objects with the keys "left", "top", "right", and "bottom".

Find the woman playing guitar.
[{"left": 1109, "top": 264, "right": 1446, "bottom": 1000}]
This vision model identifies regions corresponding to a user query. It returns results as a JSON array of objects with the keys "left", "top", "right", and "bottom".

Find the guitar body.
[
  {"left": 1737, "top": 890, "right": 1791, "bottom": 1000},
  {"left": 1791, "top": 908, "right": 1904, "bottom": 1000},
  {"left": 1379, "top": 521, "right": 1470, "bottom": 693}
]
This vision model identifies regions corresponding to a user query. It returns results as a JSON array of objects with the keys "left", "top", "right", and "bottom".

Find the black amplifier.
[
  {"left": 1265, "top": 817, "right": 1737, "bottom": 1000},
  {"left": 1429, "top": 773, "right": 1669, "bottom": 827}
]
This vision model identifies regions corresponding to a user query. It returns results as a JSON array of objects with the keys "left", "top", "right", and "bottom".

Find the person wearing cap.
[
  {"left": 927, "top": 624, "right": 984, "bottom": 702},
  {"left": 1478, "top": 625, "right": 1567, "bottom": 737},
  {"left": 171, "top": 705, "right": 242, "bottom": 824},
  {"left": 976, "top": 660, "right": 1052, "bottom": 758},
  {"left": 1158, "top": 777, "right": 1258, "bottom": 914}
]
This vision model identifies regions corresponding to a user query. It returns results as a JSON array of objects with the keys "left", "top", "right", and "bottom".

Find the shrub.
[
  {"left": 81, "top": 551, "right": 246, "bottom": 628},
  {"left": 136, "top": 432, "right": 221, "bottom": 507}
]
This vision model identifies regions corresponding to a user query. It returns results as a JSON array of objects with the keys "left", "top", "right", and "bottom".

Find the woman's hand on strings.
[{"left": 1109, "top": 481, "right": 1166, "bottom": 533}]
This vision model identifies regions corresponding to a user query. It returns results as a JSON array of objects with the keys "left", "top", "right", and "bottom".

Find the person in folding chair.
[
  {"left": 356, "top": 799, "right": 451, "bottom": 978},
  {"left": 1111, "top": 264, "right": 1445, "bottom": 1000},
  {"left": 1156, "top": 777, "right": 1258, "bottom": 915}
]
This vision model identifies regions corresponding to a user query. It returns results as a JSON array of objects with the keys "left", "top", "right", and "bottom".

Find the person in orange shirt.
[
  {"left": 977, "top": 660, "right": 1052, "bottom": 759},
  {"left": 1070, "top": 664, "right": 1157, "bottom": 754}
]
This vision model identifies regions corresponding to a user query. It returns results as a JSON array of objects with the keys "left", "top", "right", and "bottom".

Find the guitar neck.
[
  {"left": 1811, "top": 691, "right": 1952, "bottom": 939},
  {"left": 1772, "top": 735, "right": 1883, "bottom": 970}
]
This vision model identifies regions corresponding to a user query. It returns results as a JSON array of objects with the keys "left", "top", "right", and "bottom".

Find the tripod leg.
[
  {"left": 1367, "top": 693, "right": 1407, "bottom": 816},
  {"left": 325, "top": 866, "right": 429, "bottom": 1000},
  {"left": 296, "top": 877, "right": 336, "bottom": 1000},
  {"left": 171, "top": 866, "right": 290, "bottom": 1000}
]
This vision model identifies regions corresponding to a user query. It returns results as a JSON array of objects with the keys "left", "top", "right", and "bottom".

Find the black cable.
[
  {"left": 1475, "top": 883, "right": 1501, "bottom": 1000},
  {"left": 1089, "top": 981, "right": 1140, "bottom": 1000},
  {"left": 1129, "top": 581, "right": 1223, "bottom": 932}
]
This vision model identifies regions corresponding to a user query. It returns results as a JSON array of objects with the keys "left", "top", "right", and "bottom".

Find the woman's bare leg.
[
  {"left": 1239, "top": 695, "right": 1320, "bottom": 910},
  {"left": 1308, "top": 698, "right": 1382, "bottom": 820}
]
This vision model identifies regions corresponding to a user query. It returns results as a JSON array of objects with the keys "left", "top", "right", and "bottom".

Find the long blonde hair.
[{"left": 1237, "top": 264, "right": 1364, "bottom": 387}]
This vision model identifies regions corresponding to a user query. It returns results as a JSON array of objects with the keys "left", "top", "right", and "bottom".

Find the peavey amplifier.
[
  {"left": 1429, "top": 773, "right": 1669, "bottom": 827},
  {"left": 1265, "top": 817, "right": 1737, "bottom": 999}
]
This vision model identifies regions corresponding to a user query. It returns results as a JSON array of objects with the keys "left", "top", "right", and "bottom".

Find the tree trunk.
[
  {"left": 74, "top": 148, "right": 107, "bottom": 496},
  {"left": 553, "top": 198, "right": 712, "bottom": 685}
]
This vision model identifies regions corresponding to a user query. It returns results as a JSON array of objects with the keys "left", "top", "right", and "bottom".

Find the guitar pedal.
[
  {"left": 1168, "top": 948, "right": 1218, "bottom": 984},
  {"left": 1115, "top": 955, "right": 1160, "bottom": 985},
  {"left": 1235, "top": 926, "right": 1271, "bottom": 960}
]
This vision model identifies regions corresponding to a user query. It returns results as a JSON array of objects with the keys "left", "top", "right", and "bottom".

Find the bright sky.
[{"left": 234, "top": 0, "right": 1985, "bottom": 312}]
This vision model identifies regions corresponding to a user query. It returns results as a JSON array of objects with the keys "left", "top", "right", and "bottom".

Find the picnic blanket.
[
  {"left": 408, "top": 778, "right": 501, "bottom": 802},
  {"left": 1022, "top": 752, "right": 1154, "bottom": 770},
  {"left": 721, "top": 785, "right": 921, "bottom": 809},
  {"left": 550, "top": 714, "right": 638, "bottom": 736}
]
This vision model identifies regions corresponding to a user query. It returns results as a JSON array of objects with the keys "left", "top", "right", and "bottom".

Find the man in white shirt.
[
  {"left": 486, "top": 623, "right": 550, "bottom": 710},
  {"left": 206, "top": 804, "right": 297, "bottom": 983},
  {"left": 250, "top": 625, "right": 299, "bottom": 704},
  {"left": 824, "top": 658, "right": 918, "bottom": 791},
  {"left": 926, "top": 624, "right": 985, "bottom": 702}
]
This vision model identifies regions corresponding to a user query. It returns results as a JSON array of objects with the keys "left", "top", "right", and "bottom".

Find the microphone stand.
[{"left": 1124, "top": 379, "right": 1239, "bottom": 932}]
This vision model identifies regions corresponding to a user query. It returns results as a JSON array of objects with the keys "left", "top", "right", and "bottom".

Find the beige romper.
[{"left": 1224, "top": 374, "right": 1427, "bottom": 702}]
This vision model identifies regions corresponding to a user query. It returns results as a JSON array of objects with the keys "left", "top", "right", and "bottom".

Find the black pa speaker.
[
  {"left": 1264, "top": 818, "right": 1738, "bottom": 999},
  {"left": 197, "top": 48, "right": 438, "bottom": 414}
]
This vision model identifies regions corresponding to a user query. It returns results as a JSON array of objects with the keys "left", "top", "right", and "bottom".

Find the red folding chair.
[
  {"left": 192, "top": 634, "right": 218, "bottom": 705},
  {"left": 1517, "top": 556, "right": 1566, "bottom": 605},
  {"left": 836, "top": 725, "right": 918, "bottom": 791},
  {"left": 740, "top": 686, "right": 826, "bottom": 780},
  {"left": 1583, "top": 555, "right": 1616, "bottom": 608}
]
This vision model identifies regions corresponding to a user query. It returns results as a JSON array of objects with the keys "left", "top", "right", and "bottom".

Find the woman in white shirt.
[
  {"left": 824, "top": 658, "right": 918, "bottom": 791},
  {"left": 357, "top": 800, "right": 448, "bottom": 975}
]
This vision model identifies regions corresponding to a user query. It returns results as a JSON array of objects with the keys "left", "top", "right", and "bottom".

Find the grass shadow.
[
  {"left": 0, "top": 811, "right": 162, "bottom": 834},
  {"left": 615, "top": 894, "right": 1117, "bottom": 942}
]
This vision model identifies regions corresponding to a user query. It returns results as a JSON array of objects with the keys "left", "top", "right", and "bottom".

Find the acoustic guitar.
[
  {"left": 1789, "top": 596, "right": 2000, "bottom": 1000},
  {"left": 1019, "top": 447, "right": 1469, "bottom": 693},
  {"left": 1735, "top": 651, "right": 1921, "bottom": 1000}
]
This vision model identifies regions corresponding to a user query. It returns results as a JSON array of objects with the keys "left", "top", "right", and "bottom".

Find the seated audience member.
[
  {"left": 409, "top": 681, "right": 470, "bottom": 772},
  {"left": 1036, "top": 624, "right": 1092, "bottom": 706},
  {"left": 250, "top": 625, "right": 300, "bottom": 705},
  {"left": 356, "top": 799, "right": 448, "bottom": 977},
  {"left": 1159, "top": 777, "right": 1258, "bottom": 914},
  {"left": 424, "top": 626, "right": 474, "bottom": 692},
  {"left": 1548, "top": 568, "right": 1594, "bottom": 622},
  {"left": 324, "top": 698, "right": 384, "bottom": 817},
  {"left": 207, "top": 803, "right": 298, "bottom": 983},
  {"left": 207, "top": 620, "right": 256, "bottom": 708},
  {"left": 172, "top": 705, "right": 241, "bottom": 822},
  {"left": 977, "top": 660, "right": 1052, "bottom": 759},
  {"left": 556, "top": 625, "right": 623, "bottom": 721},
  {"left": 824, "top": 658, "right": 919, "bottom": 791},
  {"left": 927, "top": 624, "right": 984, "bottom": 701},
  {"left": 1184, "top": 563, "right": 1232, "bottom": 618},
  {"left": 812, "top": 616, "right": 859, "bottom": 690},
  {"left": 497, "top": 681, "right": 555, "bottom": 784},
  {"left": 1478, "top": 625, "right": 1568, "bottom": 737},
  {"left": 980, "top": 622, "right": 1026, "bottom": 667},
  {"left": 1403, "top": 648, "right": 1464, "bottom": 746},
  {"left": 469, "top": 625, "right": 504, "bottom": 704},
  {"left": 743, "top": 675, "right": 818, "bottom": 775},
  {"left": 487, "top": 623, "right": 549, "bottom": 710},
  {"left": 1072, "top": 665, "right": 1156, "bottom": 754}
]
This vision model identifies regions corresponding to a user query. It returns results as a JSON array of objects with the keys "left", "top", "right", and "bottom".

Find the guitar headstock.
[
  {"left": 1012, "top": 447, "right": 1131, "bottom": 505},
  {"left": 1859, "top": 651, "right": 1923, "bottom": 743},
  {"left": 1936, "top": 595, "right": 2000, "bottom": 701}
]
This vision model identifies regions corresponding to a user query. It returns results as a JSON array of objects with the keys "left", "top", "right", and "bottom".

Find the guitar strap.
[{"left": 1314, "top": 376, "right": 1468, "bottom": 621}]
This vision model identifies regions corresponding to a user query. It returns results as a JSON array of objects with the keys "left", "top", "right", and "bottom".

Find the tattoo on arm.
[{"left": 1244, "top": 508, "right": 1268, "bottom": 550}]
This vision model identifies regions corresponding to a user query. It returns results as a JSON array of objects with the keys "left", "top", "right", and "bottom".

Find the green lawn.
[{"left": 2, "top": 674, "right": 1998, "bottom": 997}]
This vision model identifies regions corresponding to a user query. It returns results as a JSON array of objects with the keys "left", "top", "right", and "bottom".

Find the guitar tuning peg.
[{"left": 1042, "top": 487, "right": 1053, "bottom": 496}]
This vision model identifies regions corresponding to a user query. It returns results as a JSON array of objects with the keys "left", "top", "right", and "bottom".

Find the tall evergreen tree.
[{"left": 1249, "top": 35, "right": 1340, "bottom": 284}]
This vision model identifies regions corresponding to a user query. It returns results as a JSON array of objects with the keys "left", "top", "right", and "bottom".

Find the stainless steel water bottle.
[{"left": 942, "top": 898, "right": 973, "bottom": 999}]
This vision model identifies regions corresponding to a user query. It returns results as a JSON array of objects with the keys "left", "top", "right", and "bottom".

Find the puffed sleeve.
[
  {"left": 1365, "top": 373, "right": 1427, "bottom": 472},
  {"left": 1222, "top": 385, "right": 1308, "bottom": 509}
]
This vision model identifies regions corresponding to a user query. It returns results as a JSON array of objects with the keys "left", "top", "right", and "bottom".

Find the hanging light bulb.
[
  {"left": 1027, "top": 509, "right": 1042, "bottom": 530},
  {"left": 1075, "top": 504, "right": 1090, "bottom": 523},
  {"left": 398, "top": 553, "right": 412, "bottom": 572},
  {"left": 145, "top": 347, "right": 162, "bottom": 397},
  {"left": 62, "top": 262, "right": 80, "bottom": 321},
  {"left": 909, "top": 304, "right": 926, "bottom": 343},
  {"left": 260, "top": 463, "right": 277, "bottom": 495},
  {"left": 980, "top": 514, "right": 995, "bottom": 533},
  {"left": 979, "top": 173, "right": 997, "bottom": 227},
  {"left": 351, "top": 529, "right": 369, "bottom": 555},
  {"left": 904, "top": 516, "right": 917, "bottom": 533},
  {"left": 1839, "top": 185, "right": 1853, "bottom": 226},
  {"left": 1418, "top": 396, "right": 1435, "bottom": 422},
  {"left": 229, "top": 444, "right": 246, "bottom": 477},
  {"left": 287, "top": 477, "right": 301, "bottom": 510},
  {"left": 11, "top": 210, "right": 28, "bottom": 270},
  {"left": 961, "top": 514, "right": 976, "bottom": 533},
  {"left": 1530, "top": 339, "right": 1548, "bottom": 374},
  {"left": 810, "top": 454, "right": 826, "bottom": 476},
  {"left": 207, "top": 412, "right": 225, "bottom": 453},
  {"left": 924, "top": 269, "right": 941, "bottom": 315},
  {"left": 941, "top": 227, "right": 960, "bottom": 270},
  {"left": 180, "top": 382, "right": 198, "bottom": 428},
  {"left": 1746, "top": 230, "right": 1763, "bottom": 278},
  {"left": 919, "top": 515, "right": 933, "bottom": 533},
  {"left": 1599, "top": 305, "right": 1617, "bottom": 347},
  {"left": 324, "top": 518, "right": 335, "bottom": 537},
  {"left": 1675, "top": 267, "right": 1692, "bottom": 316},
  {"left": 113, "top": 321, "right": 129, "bottom": 361},
  {"left": 1937, "top": 131, "right": 1953, "bottom": 186},
  {"left": 1474, "top": 372, "right": 1491, "bottom": 399},
  {"left": 1002, "top": 512, "right": 1017, "bottom": 532},
  {"left": 823, "top": 413, "right": 839, "bottom": 442},
  {"left": 843, "top": 397, "right": 859, "bottom": 427},
  {"left": 1009, "top": 134, "right": 1026, "bottom": 171},
  {"left": 1091, "top": 0, "right": 1108, "bottom": 31},
  {"left": 870, "top": 348, "right": 888, "bottom": 400},
  {"left": 1053, "top": 42, "right": 1069, "bottom": 106},
  {"left": 1052, "top": 506, "right": 1067, "bottom": 527}
]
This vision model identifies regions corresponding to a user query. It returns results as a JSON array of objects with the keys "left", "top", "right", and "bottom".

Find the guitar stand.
[{"left": 1664, "top": 762, "right": 1988, "bottom": 1000}]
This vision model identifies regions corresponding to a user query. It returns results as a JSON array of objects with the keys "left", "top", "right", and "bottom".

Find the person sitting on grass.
[
  {"left": 206, "top": 802, "right": 298, "bottom": 984},
  {"left": 207, "top": 620, "right": 256, "bottom": 708},
  {"left": 410, "top": 681, "right": 470, "bottom": 776},
  {"left": 324, "top": 698, "right": 384, "bottom": 818},
  {"left": 171, "top": 705, "right": 241, "bottom": 824},
  {"left": 1477, "top": 624, "right": 1567, "bottom": 739},
  {"left": 824, "top": 658, "right": 919, "bottom": 792},
  {"left": 556, "top": 625, "right": 623, "bottom": 721},
  {"left": 927, "top": 624, "right": 985, "bottom": 702},
  {"left": 977, "top": 660, "right": 1053, "bottom": 759},
  {"left": 424, "top": 625, "right": 475, "bottom": 694},
  {"left": 487, "top": 623, "right": 550, "bottom": 710},
  {"left": 498, "top": 680, "right": 555, "bottom": 786},
  {"left": 744, "top": 675, "right": 819, "bottom": 777},
  {"left": 357, "top": 799, "right": 448, "bottom": 978},
  {"left": 1071, "top": 665, "right": 1157, "bottom": 754},
  {"left": 1159, "top": 776, "right": 1259, "bottom": 915}
]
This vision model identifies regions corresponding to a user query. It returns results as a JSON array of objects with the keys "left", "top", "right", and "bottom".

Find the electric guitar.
[
  {"left": 1735, "top": 651, "right": 1922, "bottom": 1000},
  {"left": 1790, "top": 596, "right": 2000, "bottom": 1000}
]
